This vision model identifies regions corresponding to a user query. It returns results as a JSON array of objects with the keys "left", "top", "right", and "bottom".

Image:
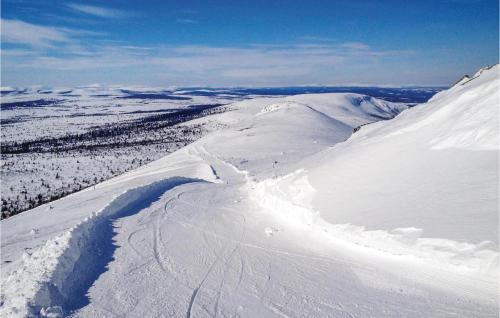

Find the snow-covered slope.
[
  {"left": 1, "top": 69, "right": 498, "bottom": 317},
  {"left": 249, "top": 65, "right": 499, "bottom": 292}
]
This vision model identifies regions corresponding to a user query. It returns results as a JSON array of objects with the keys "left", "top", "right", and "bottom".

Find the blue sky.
[{"left": 1, "top": 0, "right": 498, "bottom": 87}]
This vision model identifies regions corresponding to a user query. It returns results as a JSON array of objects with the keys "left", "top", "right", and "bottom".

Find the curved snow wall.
[{"left": 1, "top": 177, "right": 204, "bottom": 317}]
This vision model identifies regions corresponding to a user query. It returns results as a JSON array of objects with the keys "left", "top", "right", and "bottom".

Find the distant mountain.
[{"left": 1, "top": 85, "right": 443, "bottom": 103}]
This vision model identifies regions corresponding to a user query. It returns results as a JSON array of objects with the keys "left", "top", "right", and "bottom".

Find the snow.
[
  {"left": 303, "top": 65, "right": 499, "bottom": 245},
  {"left": 1, "top": 67, "right": 498, "bottom": 317},
  {"left": 250, "top": 65, "right": 499, "bottom": 270}
]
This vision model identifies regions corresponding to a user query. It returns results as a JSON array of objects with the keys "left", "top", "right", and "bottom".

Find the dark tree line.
[{"left": 1, "top": 103, "right": 229, "bottom": 219}]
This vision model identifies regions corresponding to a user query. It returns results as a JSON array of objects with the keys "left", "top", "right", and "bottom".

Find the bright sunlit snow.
[{"left": 1, "top": 66, "right": 498, "bottom": 317}]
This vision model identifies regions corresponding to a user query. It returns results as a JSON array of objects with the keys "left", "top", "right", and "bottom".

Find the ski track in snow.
[
  {"left": 0, "top": 177, "right": 208, "bottom": 317},
  {"left": 173, "top": 164, "right": 248, "bottom": 317}
]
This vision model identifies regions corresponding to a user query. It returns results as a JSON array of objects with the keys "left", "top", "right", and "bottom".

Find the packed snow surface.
[{"left": 1, "top": 66, "right": 498, "bottom": 317}]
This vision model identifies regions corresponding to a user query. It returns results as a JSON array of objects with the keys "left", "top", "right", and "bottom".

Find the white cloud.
[
  {"left": 66, "top": 3, "right": 129, "bottom": 18},
  {"left": 1, "top": 19, "right": 71, "bottom": 48},
  {"left": 3, "top": 42, "right": 414, "bottom": 86},
  {"left": 0, "top": 17, "right": 415, "bottom": 86},
  {"left": 1, "top": 18, "right": 107, "bottom": 51},
  {"left": 0, "top": 48, "right": 36, "bottom": 57},
  {"left": 341, "top": 42, "right": 371, "bottom": 50},
  {"left": 299, "top": 35, "right": 337, "bottom": 42},
  {"left": 175, "top": 19, "right": 198, "bottom": 24}
]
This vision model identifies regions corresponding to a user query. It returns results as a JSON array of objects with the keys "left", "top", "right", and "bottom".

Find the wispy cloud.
[
  {"left": 175, "top": 9, "right": 198, "bottom": 15},
  {"left": 1, "top": 19, "right": 71, "bottom": 48},
  {"left": 66, "top": 3, "right": 130, "bottom": 18},
  {"left": 175, "top": 19, "right": 198, "bottom": 24},
  {"left": 1, "top": 18, "right": 105, "bottom": 49},
  {"left": 0, "top": 48, "right": 36, "bottom": 57},
  {"left": 341, "top": 42, "right": 370, "bottom": 50},
  {"left": 3, "top": 41, "right": 414, "bottom": 85},
  {"left": 299, "top": 35, "right": 337, "bottom": 42},
  {"left": 0, "top": 17, "right": 415, "bottom": 86}
]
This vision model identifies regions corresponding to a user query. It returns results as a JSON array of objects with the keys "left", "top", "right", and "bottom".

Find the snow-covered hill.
[
  {"left": 1, "top": 67, "right": 498, "bottom": 317},
  {"left": 249, "top": 65, "right": 499, "bottom": 286}
]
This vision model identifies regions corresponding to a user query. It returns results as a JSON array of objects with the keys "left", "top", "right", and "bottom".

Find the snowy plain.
[{"left": 0, "top": 67, "right": 498, "bottom": 317}]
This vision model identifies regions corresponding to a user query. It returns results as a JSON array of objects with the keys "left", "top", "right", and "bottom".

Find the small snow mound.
[
  {"left": 390, "top": 227, "right": 423, "bottom": 244},
  {"left": 257, "top": 102, "right": 294, "bottom": 116},
  {"left": 40, "top": 306, "right": 63, "bottom": 318},
  {"left": 472, "top": 64, "right": 497, "bottom": 79},
  {"left": 0, "top": 86, "right": 17, "bottom": 94},
  {"left": 251, "top": 170, "right": 319, "bottom": 227},
  {"left": 194, "top": 163, "right": 222, "bottom": 183},
  {"left": 264, "top": 227, "right": 279, "bottom": 236},
  {"left": 451, "top": 75, "right": 471, "bottom": 88}
]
